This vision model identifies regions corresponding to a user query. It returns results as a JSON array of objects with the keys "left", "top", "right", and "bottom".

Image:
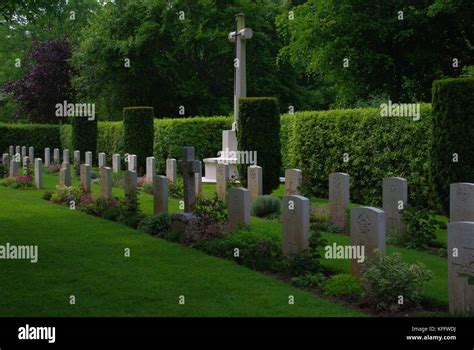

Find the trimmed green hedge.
[
  {"left": 153, "top": 116, "right": 231, "bottom": 173},
  {"left": 286, "top": 104, "right": 433, "bottom": 208},
  {"left": 238, "top": 97, "right": 282, "bottom": 194},
  {"left": 71, "top": 117, "right": 98, "bottom": 161},
  {"left": 0, "top": 124, "right": 62, "bottom": 157},
  {"left": 430, "top": 78, "right": 474, "bottom": 212},
  {"left": 123, "top": 107, "right": 154, "bottom": 173}
]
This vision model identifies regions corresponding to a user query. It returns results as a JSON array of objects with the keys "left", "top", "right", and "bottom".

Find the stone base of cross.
[{"left": 179, "top": 146, "right": 201, "bottom": 212}]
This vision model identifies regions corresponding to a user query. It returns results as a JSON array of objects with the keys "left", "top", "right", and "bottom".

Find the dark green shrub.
[
  {"left": 290, "top": 227, "right": 328, "bottom": 277},
  {"left": 195, "top": 231, "right": 287, "bottom": 272},
  {"left": 118, "top": 189, "right": 144, "bottom": 229},
  {"left": 322, "top": 274, "right": 363, "bottom": 297},
  {"left": 71, "top": 116, "right": 97, "bottom": 161},
  {"left": 400, "top": 205, "right": 443, "bottom": 250},
  {"left": 0, "top": 123, "right": 62, "bottom": 154},
  {"left": 123, "top": 107, "right": 154, "bottom": 173},
  {"left": 100, "top": 205, "right": 121, "bottom": 221},
  {"left": 362, "top": 251, "right": 432, "bottom": 312},
  {"left": 0, "top": 164, "right": 7, "bottom": 178},
  {"left": 238, "top": 97, "right": 281, "bottom": 194},
  {"left": 430, "top": 78, "right": 474, "bottom": 212},
  {"left": 291, "top": 273, "right": 325, "bottom": 288},
  {"left": 139, "top": 213, "right": 171, "bottom": 236},
  {"left": 251, "top": 195, "right": 281, "bottom": 217}
]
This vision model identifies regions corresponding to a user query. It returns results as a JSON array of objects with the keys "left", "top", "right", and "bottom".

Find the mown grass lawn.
[
  {"left": 0, "top": 168, "right": 449, "bottom": 316},
  {"left": 0, "top": 172, "right": 365, "bottom": 317}
]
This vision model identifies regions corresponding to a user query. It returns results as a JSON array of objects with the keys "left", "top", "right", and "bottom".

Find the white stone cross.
[{"left": 228, "top": 13, "right": 253, "bottom": 130}]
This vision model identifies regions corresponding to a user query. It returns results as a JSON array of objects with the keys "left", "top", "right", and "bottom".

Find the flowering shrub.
[
  {"left": 1, "top": 176, "right": 34, "bottom": 189},
  {"left": 50, "top": 186, "right": 81, "bottom": 204},
  {"left": 180, "top": 194, "right": 228, "bottom": 245}
]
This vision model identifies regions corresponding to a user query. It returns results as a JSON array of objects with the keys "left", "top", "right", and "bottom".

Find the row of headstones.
[
  {"left": 284, "top": 170, "right": 407, "bottom": 236},
  {"left": 281, "top": 174, "right": 474, "bottom": 313}
]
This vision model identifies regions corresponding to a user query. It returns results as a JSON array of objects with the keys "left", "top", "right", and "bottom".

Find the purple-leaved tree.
[{"left": 2, "top": 40, "right": 73, "bottom": 123}]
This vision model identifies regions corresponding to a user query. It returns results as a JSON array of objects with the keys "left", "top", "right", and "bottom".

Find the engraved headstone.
[
  {"left": 85, "top": 151, "right": 92, "bottom": 166},
  {"left": 128, "top": 154, "right": 137, "bottom": 172},
  {"left": 450, "top": 183, "right": 474, "bottom": 222},
  {"left": 146, "top": 157, "right": 155, "bottom": 182},
  {"left": 44, "top": 148, "right": 50, "bottom": 167},
  {"left": 98, "top": 152, "right": 107, "bottom": 168},
  {"left": 100, "top": 167, "right": 112, "bottom": 198},
  {"left": 329, "top": 172, "right": 350, "bottom": 232},
  {"left": 447, "top": 222, "right": 474, "bottom": 313},
  {"left": 28, "top": 147, "right": 34, "bottom": 164},
  {"left": 166, "top": 158, "right": 177, "bottom": 184},
  {"left": 63, "top": 149, "right": 69, "bottom": 163},
  {"left": 59, "top": 162, "right": 71, "bottom": 187},
  {"left": 216, "top": 163, "right": 230, "bottom": 200},
  {"left": 73, "top": 150, "right": 81, "bottom": 176},
  {"left": 227, "top": 187, "right": 251, "bottom": 231},
  {"left": 153, "top": 175, "right": 168, "bottom": 214},
  {"left": 112, "top": 154, "right": 121, "bottom": 173},
  {"left": 34, "top": 158, "right": 42, "bottom": 189},
  {"left": 248, "top": 165, "right": 262, "bottom": 203},
  {"left": 383, "top": 177, "right": 407, "bottom": 236},
  {"left": 21, "top": 146, "right": 26, "bottom": 162},
  {"left": 124, "top": 170, "right": 137, "bottom": 196},
  {"left": 53, "top": 148, "right": 60, "bottom": 164},
  {"left": 282, "top": 195, "right": 310, "bottom": 255},
  {"left": 9, "top": 145, "right": 14, "bottom": 157},
  {"left": 350, "top": 206, "right": 386, "bottom": 276},
  {"left": 285, "top": 169, "right": 303, "bottom": 196},
  {"left": 15, "top": 146, "right": 20, "bottom": 157},
  {"left": 9, "top": 159, "right": 19, "bottom": 177},
  {"left": 80, "top": 164, "right": 91, "bottom": 193}
]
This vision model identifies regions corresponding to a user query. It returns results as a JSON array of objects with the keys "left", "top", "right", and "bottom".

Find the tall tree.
[
  {"left": 2, "top": 39, "right": 74, "bottom": 123},
  {"left": 73, "top": 0, "right": 326, "bottom": 119},
  {"left": 278, "top": 0, "right": 474, "bottom": 105}
]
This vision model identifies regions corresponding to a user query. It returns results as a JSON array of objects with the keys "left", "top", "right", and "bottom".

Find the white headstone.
[
  {"left": 128, "top": 154, "right": 137, "bottom": 172},
  {"left": 21, "top": 146, "right": 26, "bottom": 161},
  {"left": 85, "top": 151, "right": 92, "bottom": 166},
  {"left": 15, "top": 146, "right": 20, "bottom": 157},
  {"left": 383, "top": 177, "right": 407, "bottom": 236},
  {"left": 112, "top": 154, "right": 121, "bottom": 173},
  {"left": 63, "top": 149, "right": 69, "bottom": 164},
  {"left": 248, "top": 165, "right": 262, "bottom": 203},
  {"left": 166, "top": 158, "right": 177, "bottom": 184},
  {"left": 227, "top": 187, "right": 251, "bottom": 231},
  {"left": 124, "top": 170, "right": 137, "bottom": 196},
  {"left": 44, "top": 148, "right": 50, "bottom": 167},
  {"left": 34, "top": 158, "right": 42, "bottom": 189},
  {"left": 285, "top": 169, "right": 303, "bottom": 196},
  {"left": 329, "top": 172, "right": 350, "bottom": 232},
  {"left": 216, "top": 163, "right": 230, "bottom": 200},
  {"left": 9, "top": 159, "right": 19, "bottom": 177},
  {"left": 450, "top": 183, "right": 474, "bottom": 222},
  {"left": 53, "top": 148, "right": 60, "bottom": 164},
  {"left": 59, "top": 162, "right": 71, "bottom": 187},
  {"left": 282, "top": 195, "right": 310, "bottom": 255},
  {"left": 448, "top": 222, "right": 474, "bottom": 313},
  {"left": 80, "top": 164, "right": 91, "bottom": 193},
  {"left": 100, "top": 167, "right": 112, "bottom": 198},
  {"left": 350, "top": 206, "right": 386, "bottom": 276},
  {"left": 153, "top": 175, "right": 168, "bottom": 214},
  {"left": 98, "top": 152, "right": 107, "bottom": 168},
  {"left": 146, "top": 157, "right": 155, "bottom": 182},
  {"left": 9, "top": 145, "right": 14, "bottom": 156}
]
